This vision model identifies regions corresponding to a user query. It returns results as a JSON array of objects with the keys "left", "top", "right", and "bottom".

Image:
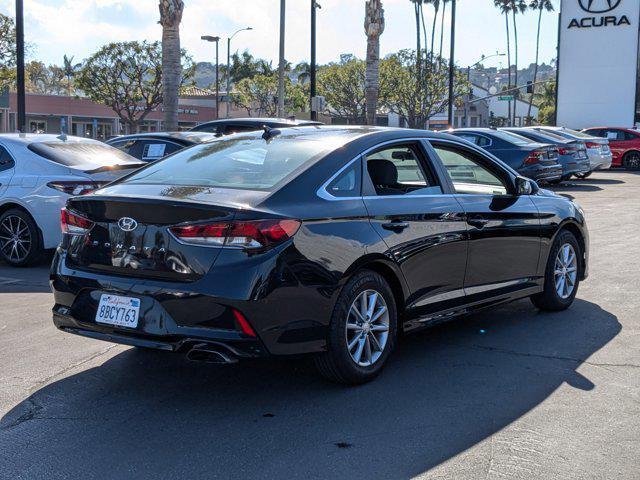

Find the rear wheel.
[
  {"left": 314, "top": 270, "right": 397, "bottom": 385},
  {"left": 531, "top": 230, "right": 581, "bottom": 311},
  {"left": 0, "top": 209, "right": 43, "bottom": 267},
  {"left": 574, "top": 171, "right": 592, "bottom": 179},
  {"left": 622, "top": 151, "right": 640, "bottom": 170}
]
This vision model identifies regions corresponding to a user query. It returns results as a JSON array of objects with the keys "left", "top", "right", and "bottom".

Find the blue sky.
[{"left": 0, "top": 0, "right": 560, "bottom": 70}]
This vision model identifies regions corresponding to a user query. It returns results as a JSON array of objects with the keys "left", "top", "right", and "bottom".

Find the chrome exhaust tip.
[{"left": 186, "top": 344, "right": 238, "bottom": 365}]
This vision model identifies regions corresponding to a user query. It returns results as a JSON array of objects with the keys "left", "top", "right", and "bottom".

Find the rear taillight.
[
  {"left": 60, "top": 207, "right": 94, "bottom": 235},
  {"left": 557, "top": 146, "right": 576, "bottom": 156},
  {"left": 232, "top": 309, "right": 256, "bottom": 337},
  {"left": 525, "top": 150, "right": 546, "bottom": 165},
  {"left": 170, "top": 219, "right": 301, "bottom": 249},
  {"left": 48, "top": 181, "right": 105, "bottom": 196}
]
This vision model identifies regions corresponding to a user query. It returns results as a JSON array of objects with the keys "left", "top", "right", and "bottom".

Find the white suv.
[{"left": 0, "top": 134, "right": 144, "bottom": 266}]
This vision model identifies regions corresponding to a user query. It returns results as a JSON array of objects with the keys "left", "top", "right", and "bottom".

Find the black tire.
[
  {"left": 0, "top": 209, "right": 43, "bottom": 267},
  {"left": 622, "top": 151, "right": 640, "bottom": 171},
  {"left": 531, "top": 230, "right": 581, "bottom": 312},
  {"left": 574, "top": 171, "right": 592, "bottom": 179},
  {"left": 314, "top": 270, "right": 397, "bottom": 385}
]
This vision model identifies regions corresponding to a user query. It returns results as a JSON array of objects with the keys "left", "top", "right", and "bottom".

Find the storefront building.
[
  {"left": 0, "top": 92, "right": 218, "bottom": 139},
  {"left": 557, "top": 0, "right": 640, "bottom": 129}
]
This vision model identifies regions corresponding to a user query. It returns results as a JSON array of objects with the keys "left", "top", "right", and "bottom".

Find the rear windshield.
[
  {"left": 556, "top": 128, "right": 593, "bottom": 139},
  {"left": 491, "top": 130, "right": 533, "bottom": 146},
  {"left": 29, "top": 142, "right": 138, "bottom": 167},
  {"left": 121, "top": 131, "right": 352, "bottom": 191}
]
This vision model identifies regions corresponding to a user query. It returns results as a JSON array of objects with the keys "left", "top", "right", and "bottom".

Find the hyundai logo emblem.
[
  {"left": 579, "top": 0, "right": 622, "bottom": 13},
  {"left": 118, "top": 217, "right": 138, "bottom": 232}
]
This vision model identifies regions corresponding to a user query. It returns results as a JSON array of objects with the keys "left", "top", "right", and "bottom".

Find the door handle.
[
  {"left": 381, "top": 221, "right": 410, "bottom": 232},
  {"left": 467, "top": 216, "right": 489, "bottom": 229}
]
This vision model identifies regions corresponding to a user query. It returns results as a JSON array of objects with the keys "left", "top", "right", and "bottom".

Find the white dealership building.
[{"left": 557, "top": 0, "right": 640, "bottom": 128}]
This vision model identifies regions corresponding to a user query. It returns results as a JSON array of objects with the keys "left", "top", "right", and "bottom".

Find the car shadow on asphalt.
[{"left": 0, "top": 298, "right": 620, "bottom": 479}]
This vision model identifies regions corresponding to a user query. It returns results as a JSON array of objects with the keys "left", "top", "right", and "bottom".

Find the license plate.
[{"left": 95, "top": 294, "right": 140, "bottom": 328}]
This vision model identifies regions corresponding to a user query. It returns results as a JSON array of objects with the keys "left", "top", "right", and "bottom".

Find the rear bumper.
[
  {"left": 587, "top": 150, "right": 612, "bottom": 170},
  {"left": 50, "top": 249, "right": 336, "bottom": 357},
  {"left": 521, "top": 164, "right": 563, "bottom": 183}
]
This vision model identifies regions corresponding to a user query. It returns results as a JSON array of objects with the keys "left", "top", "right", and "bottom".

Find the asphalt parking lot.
[{"left": 0, "top": 170, "right": 638, "bottom": 480}]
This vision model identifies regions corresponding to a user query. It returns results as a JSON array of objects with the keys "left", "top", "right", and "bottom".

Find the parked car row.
[{"left": 449, "top": 126, "right": 615, "bottom": 185}]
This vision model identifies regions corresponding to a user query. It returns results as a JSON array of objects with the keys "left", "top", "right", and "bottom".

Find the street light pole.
[
  {"left": 447, "top": 0, "right": 456, "bottom": 128},
  {"left": 226, "top": 27, "right": 252, "bottom": 119},
  {"left": 310, "top": 0, "right": 320, "bottom": 121},
  {"left": 15, "top": 0, "right": 25, "bottom": 133},
  {"left": 201, "top": 35, "right": 221, "bottom": 119},
  {"left": 277, "top": 0, "right": 286, "bottom": 118}
]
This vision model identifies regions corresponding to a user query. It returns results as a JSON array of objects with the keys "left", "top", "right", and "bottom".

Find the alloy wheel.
[
  {"left": 0, "top": 215, "right": 32, "bottom": 263},
  {"left": 345, "top": 289, "right": 390, "bottom": 367},
  {"left": 554, "top": 243, "right": 578, "bottom": 300},
  {"left": 624, "top": 153, "right": 640, "bottom": 170}
]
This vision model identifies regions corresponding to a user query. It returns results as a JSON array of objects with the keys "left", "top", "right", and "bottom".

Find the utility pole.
[
  {"left": 201, "top": 36, "right": 220, "bottom": 119},
  {"left": 277, "top": 0, "right": 286, "bottom": 118},
  {"left": 447, "top": 0, "right": 456, "bottom": 128},
  {"left": 15, "top": 0, "right": 25, "bottom": 133},
  {"left": 310, "top": 0, "right": 319, "bottom": 121}
]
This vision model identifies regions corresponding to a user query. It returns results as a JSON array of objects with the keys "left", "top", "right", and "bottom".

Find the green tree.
[
  {"left": 76, "top": 41, "right": 193, "bottom": 132},
  {"left": 317, "top": 57, "right": 368, "bottom": 123},
  {"left": 26, "top": 61, "right": 66, "bottom": 95},
  {"left": 535, "top": 81, "right": 556, "bottom": 125},
  {"left": 380, "top": 49, "right": 469, "bottom": 129},
  {"left": 527, "top": 0, "right": 554, "bottom": 124},
  {"left": 159, "top": 0, "right": 185, "bottom": 131},
  {"left": 234, "top": 73, "right": 305, "bottom": 117},
  {"left": 0, "top": 13, "right": 16, "bottom": 89},
  {"left": 364, "top": 0, "right": 385, "bottom": 125}
]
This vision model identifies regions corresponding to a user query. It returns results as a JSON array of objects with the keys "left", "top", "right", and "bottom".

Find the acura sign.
[
  {"left": 557, "top": 0, "right": 640, "bottom": 129},
  {"left": 569, "top": 0, "right": 630, "bottom": 28}
]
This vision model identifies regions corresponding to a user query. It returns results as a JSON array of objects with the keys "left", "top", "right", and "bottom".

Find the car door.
[
  {"left": 429, "top": 140, "right": 541, "bottom": 299},
  {"left": 0, "top": 143, "right": 16, "bottom": 197},
  {"left": 362, "top": 140, "right": 469, "bottom": 319},
  {"left": 601, "top": 129, "right": 630, "bottom": 164}
]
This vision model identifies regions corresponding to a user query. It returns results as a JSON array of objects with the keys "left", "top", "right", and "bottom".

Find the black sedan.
[
  {"left": 51, "top": 127, "right": 589, "bottom": 384},
  {"left": 106, "top": 132, "right": 219, "bottom": 161},
  {"left": 451, "top": 128, "right": 563, "bottom": 184},
  {"left": 189, "top": 117, "right": 323, "bottom": 135}
]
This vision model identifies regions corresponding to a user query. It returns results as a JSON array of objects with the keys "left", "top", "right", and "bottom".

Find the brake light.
[
  {"left": 557, "top": 147, "right": 576, "bottom": 155},
  {"left": 524, "top": 150, "right": 546, "bottom": 165},
  {"left": 170, "top": 219, "right": 301, "bottom": 249},
  {"left": 60, "top": 207, "right": 94, "bottom": 234},
  {"left": 585, "top": 142, "right": 602, "bottom": 150},
  {"left": 47, "top": 181, "right": 105, "bottom": 196}
]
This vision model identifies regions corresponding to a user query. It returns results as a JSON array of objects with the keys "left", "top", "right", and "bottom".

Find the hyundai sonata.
[{"left": 51, "top": 127, "right": 589, "bottom": 384}]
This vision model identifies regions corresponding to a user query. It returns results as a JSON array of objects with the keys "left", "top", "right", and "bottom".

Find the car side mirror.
[{"left": 516, "top": 177, "right": 539, "bottom": 196}]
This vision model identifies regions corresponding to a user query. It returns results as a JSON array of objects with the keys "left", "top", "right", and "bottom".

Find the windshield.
[
  {"left": 29, "top": 142, "right": 138, "bottom": 167},
  {"left": 121, "top": 130, "right": 355, "bottom": 191}
]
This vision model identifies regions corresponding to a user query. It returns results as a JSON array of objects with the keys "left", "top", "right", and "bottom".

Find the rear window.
[
  {"left": 491, "top": 131, "right": 534, "bottom": 146},
  {"left": 556, "top": 128, "right": 593, "bottom": 139},
  {"left": 121, "top": 131, "right": 353, "bottom": 191},
  {"left": 29, "top": 142, "right": 138, "bottom": 167}
]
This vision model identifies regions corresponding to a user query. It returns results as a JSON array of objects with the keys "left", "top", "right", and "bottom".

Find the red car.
[{"left": 581, "top": 127, "right": 640, "bottom": 170}]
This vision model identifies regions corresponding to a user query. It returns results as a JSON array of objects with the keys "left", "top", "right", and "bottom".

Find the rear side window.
[
  {"left": 28, "top": 142, "right": 138, "bottom": 167},
  {"left": 0, "top": 146, "right": 15, "bottom": 172},
  {"left": 140, "top": 141, "right": 183, "bottom": 161},
  {"left": 122, "top": 131, "right": 355, "bottom": 191},
  {"left": 327, "top": 162, "right": 361, "bottom": 197}
]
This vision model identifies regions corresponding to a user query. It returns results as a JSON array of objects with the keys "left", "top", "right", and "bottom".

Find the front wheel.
[
  {"left": 531, "top": 230, "right": 581, "bottom": 311},
  {"left": 314, "top": 270, "right": 397, "bottom": 385}
]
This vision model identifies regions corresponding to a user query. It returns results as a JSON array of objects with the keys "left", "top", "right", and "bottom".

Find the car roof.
[
  {"left": 192, "top": 117, "right": 324, "bottom": 128},
  {"left": 0, "top": 133, "right": 104, "bottom": 147},
  {"left": 108, "top": 131, "right": 219, "bottom": 144}
]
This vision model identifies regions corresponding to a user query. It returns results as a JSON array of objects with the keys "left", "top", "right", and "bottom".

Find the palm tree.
[
  {"left": 511, "top": 0, "right": 527, "bottom": 125},
  {"left": 159, "top": 0, "right": 184, "bottom": 132},
  {"left": 294, "top": 61, "right": 312, "bottom": 84},
  {"left": 410, "top": 0, "right": 423, "bottom": 76},
  {"left": 365, "top": 0, "right": 385, "bottom": 126},
  {"left": 438, "top": 0, "right": 450, "bottom": 60},
  {"left": 62, "top": 54, "right": 81, "bottom": 96},
  {"left": 494, "top": 0, "right": 513, "bottom": 125},
  {"left": 527, "top": 0, "right": 554, "bottom": 124},
  {"left": 430, "top": 0, "right": 440, "bottom": 60}
]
